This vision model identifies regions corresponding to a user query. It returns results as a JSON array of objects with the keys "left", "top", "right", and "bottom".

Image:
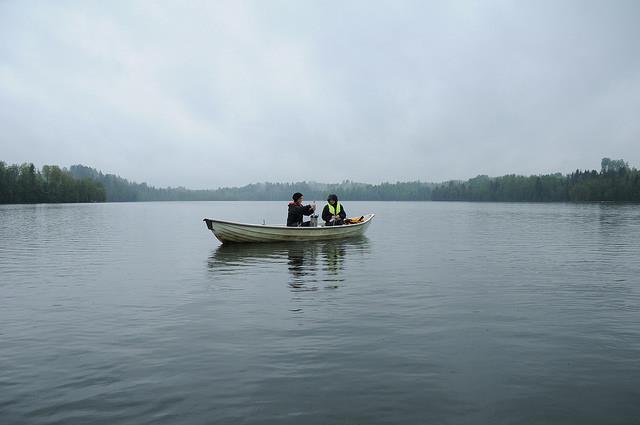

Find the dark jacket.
[
  {"left": 322, "top": 203, "right": 347, "bottom": 224},
  {"left": 287, "top": 202, "right": 314, "bottom": 227}
]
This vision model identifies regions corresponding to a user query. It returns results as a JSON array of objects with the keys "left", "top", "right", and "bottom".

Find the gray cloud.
[{"left": 1, "top": 0, "right": 639, "bottom": 188}]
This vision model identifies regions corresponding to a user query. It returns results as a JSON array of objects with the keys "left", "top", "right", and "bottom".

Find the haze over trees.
[
  {"left": 1, "top": 158, "right": 639, "bottom": 204},
  {"left": 68, "top": 165, "right": 434, "bottom": 202}
]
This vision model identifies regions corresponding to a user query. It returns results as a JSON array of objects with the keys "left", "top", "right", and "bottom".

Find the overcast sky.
[{"left": 1, "top": 0, "right": 639, "bottom": 188}]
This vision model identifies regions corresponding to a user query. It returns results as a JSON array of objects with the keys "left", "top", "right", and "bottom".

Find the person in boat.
[
  {"left": 322, "top": 194, "right": 347, "bottom": 226},
  {"left": 287, "top": 192, "right": 316, "bottom": 227}
]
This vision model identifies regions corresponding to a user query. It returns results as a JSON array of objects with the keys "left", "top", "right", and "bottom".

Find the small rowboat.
[{"left": 203, "top": 214, "right": 375, "bottom": 244}]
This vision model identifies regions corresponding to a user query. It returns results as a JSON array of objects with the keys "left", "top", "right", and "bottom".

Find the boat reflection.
[{"left": 207, "top": 237, "right": 370, "bottom": 290}]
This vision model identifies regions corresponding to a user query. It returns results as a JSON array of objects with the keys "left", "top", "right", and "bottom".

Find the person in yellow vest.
[{"left": 322, "top": 194, "right": 347, "bottom": 226}]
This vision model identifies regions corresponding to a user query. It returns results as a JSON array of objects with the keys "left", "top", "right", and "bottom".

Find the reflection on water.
[{"left": 207, "top": 237, "right": 370, "bottom": 290}]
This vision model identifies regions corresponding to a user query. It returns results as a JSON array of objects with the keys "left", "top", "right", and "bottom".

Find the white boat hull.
[{"left": 203, "top": 214, "right": 375, "bottom": 244}]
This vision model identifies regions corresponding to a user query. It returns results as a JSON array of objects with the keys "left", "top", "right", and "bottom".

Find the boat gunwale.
[{"left": 203, "top": 213, "right": 375, "bottom": 231}]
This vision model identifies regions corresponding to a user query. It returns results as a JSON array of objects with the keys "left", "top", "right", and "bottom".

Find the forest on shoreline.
[
  {"left": 0, "top": 162, "right": 106, "bottom": 204},
  {"left": 431, "top": 158, "right": 640, "bottom": 202},
  {"left": 1, "top": 158, "right": 638, "bottom": 204}
]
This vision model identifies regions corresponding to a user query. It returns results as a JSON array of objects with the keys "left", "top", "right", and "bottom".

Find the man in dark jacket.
[
  {"left": 287, "top": 192, "right": 316, "bottom": 227},
  {"left": 322, "top": 194, "right": 347, "bottom": 226}
]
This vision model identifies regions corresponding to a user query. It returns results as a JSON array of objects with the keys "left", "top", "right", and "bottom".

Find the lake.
[{"left": 1, "top": 201, "right": 639, "bottom": 424}]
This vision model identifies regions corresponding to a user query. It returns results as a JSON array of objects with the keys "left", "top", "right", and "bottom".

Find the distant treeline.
[
  {"left": 2, "top": 158, "right": 639, "bottom": 204},
  {"left": 68, "top": 165, "right": 434, "bottom": 202},
  {"left": 432, "top": 158, "right": 640, "bottom": 202},
  {"left": 0, "top": 162, "right": 106, "bottom": 204}
]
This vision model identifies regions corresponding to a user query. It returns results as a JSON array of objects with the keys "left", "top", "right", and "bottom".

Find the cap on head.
[
  {"left": 327, "top": 194, "right": 338, "bottom": 202},
  {"left": 292, "top": 192, "right": 303, "bottom": 202}
]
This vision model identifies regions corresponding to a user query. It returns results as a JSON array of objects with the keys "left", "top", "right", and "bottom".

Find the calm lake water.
[{"left": 1, "top": 201, "right": 640, "bottom": 424}]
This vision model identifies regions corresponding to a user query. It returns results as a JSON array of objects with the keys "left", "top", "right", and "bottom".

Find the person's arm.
[
  {"left": 289, "top": 204, "right": 305, "bottom": 215},
  {"left": 288, "top": 204, "right": 308, "bottom": 222},
  {"left": 322, "top": 205, "right": 331, "bottom": 222},
  {"left": 339, "top": 206, "right": 347, "bottom": 220},
  {"left": 303, "top": 204, "right": 314, "bottom": 216}
]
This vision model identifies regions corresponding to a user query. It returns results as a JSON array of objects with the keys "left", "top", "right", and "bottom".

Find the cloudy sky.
[{"left": 1, "top": 0, "right": 639, "bottom": 188}]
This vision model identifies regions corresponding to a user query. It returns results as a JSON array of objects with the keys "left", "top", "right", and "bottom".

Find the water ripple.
[{"left": 1, "top": 202, "right": 640, "bottom": 424}]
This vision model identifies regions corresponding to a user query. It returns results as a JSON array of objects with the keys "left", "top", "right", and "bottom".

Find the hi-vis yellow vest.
[{"left": 328, "top": 202, "right": 342, "bottom": 215}]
